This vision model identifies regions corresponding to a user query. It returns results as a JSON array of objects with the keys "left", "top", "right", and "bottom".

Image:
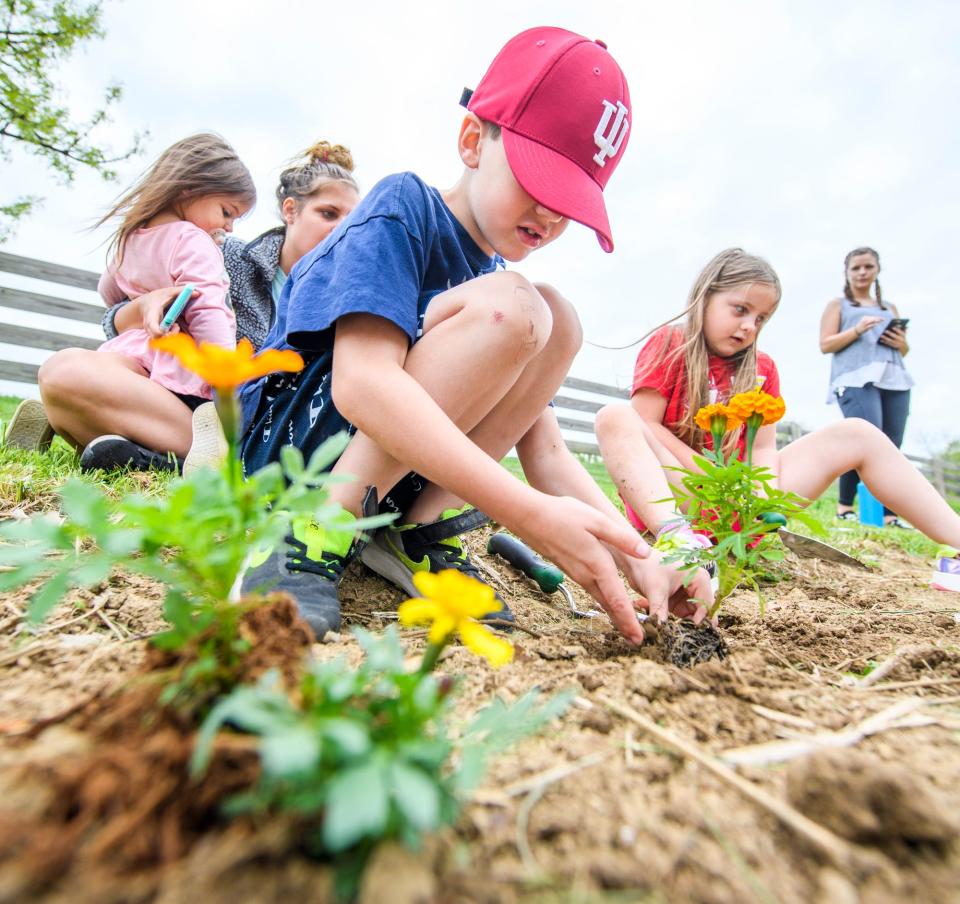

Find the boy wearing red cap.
[{"left": 238, "top": 27, "right": 713, "bottom": 642}]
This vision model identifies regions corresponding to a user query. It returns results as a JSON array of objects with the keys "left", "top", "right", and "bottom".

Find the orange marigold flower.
[
  {"left": 150, "top": 335, "right": 304, "bottom": 394},
  {"left": 727, "top": 389, "right": 786, "bottom": 426},
  {"left": 694, "top": 403, "right": 742, "bottom": 433}
]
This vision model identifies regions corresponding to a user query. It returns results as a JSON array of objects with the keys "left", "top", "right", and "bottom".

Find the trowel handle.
[
  {"left": 759, "top": 511, "right": 788, "bottom": 530},
  {"left": 487, "top": 532, "right": 564, "bottom": 594}
]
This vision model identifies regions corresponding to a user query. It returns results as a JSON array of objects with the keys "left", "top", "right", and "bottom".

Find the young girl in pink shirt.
[{"left": 43, "top": 133, "right": 255, "bottom": 471}]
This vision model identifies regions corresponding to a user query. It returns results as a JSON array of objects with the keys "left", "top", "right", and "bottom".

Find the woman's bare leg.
[
  {"left": 779, "top": 418, "right": 960, "bottom": 548},
  {"left": 39, "top": 348, "right": 194, "bottom": 455}
]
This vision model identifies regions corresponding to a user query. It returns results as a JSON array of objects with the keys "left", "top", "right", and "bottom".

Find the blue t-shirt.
[{"left": 239, "top": 172, "right": 501, "bottom": 465}]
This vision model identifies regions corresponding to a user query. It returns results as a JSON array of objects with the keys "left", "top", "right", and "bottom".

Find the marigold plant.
[
  {"left": 0, "top": 340, "right": 388, "bottom": 708},
  {"left": 399, "top": 569, "right": 514, "bottom": 669},
  {"left": 195, "top": 578, "right": 569, "bottom": 899},
  {"left": 663, "top": 390, "right": 820, "bottom": 614},
  {"left": 150, "top": 334, "right": 303, "bottom": 395}
]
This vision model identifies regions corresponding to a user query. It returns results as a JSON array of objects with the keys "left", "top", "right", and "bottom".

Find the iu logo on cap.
[{"left": 593, "top": 100, "right": 630, "bottom": 167}]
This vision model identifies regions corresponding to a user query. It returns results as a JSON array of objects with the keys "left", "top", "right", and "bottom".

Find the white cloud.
[{"left": 1, "top": 0, "right": 958, "bottom": 453}]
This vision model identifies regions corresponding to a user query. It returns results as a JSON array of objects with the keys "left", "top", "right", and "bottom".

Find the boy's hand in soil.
[
  {"left": 507, "top": 493, "right": 652, "bottom": 645},
  {"left": 618, "top": 550, "right": 713, "bottom": 630}
]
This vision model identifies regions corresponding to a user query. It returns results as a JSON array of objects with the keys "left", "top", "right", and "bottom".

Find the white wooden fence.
[{"left": 1, "top": 250, "right": 958, "bottom": 497}]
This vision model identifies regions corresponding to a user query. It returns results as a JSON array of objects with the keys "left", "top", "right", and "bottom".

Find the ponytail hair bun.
[
  {"left": 303, "top": 140, "right": 354, "bottom": 172},
  {"left": 276, "top": 139, "right": 359, "bottom": 215}
]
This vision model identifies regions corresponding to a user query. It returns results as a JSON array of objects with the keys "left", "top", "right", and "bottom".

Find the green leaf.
[
  {"left": 322, "top": 760, "right": 389, "bottom": 852},
  {"left": 322, "top": 718, "right": 371, "bottom": 758},
  {"left": 279, "top": 444, "right": 304, "bottom": 479},
  {"left": 454, "top": 746, "right": 487, "bottom": 794},
  {"left": 58, "top": 478, "right": 110, "bottom": 528},
  {"left": 0, "top": 559, "right": 47, "bottom": 592},
  {"left": 27, "top": 568, "right": 71, "bottom": 624},
  {"left": 412, "top": 674, "right": 440, "bottom": 712},
  {"left": 71, "top": 554, "right": 113, "bottom": 587},
  {"left": 304, "top": 432, "right": 350, "bottom": 476},
  {"left": 191, "top": 673, "right": 289, "bottom": 775},
  {"left": 355, "top": 626, "right": 405, "bottom": 673},
  {"left": 388, "top": 761, "right": 441, "bottom": 832},
  {"left": 260, "top": 727, "right": 322, "bottom": 776},
  {"left": 691, "top": 454, "right": 718, "bottom": 476},
  {"left": 454, "top": 689, "right": 574, "bottom": 793}
]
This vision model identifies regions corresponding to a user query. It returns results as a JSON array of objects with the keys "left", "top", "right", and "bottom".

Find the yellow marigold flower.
[
  {"left": 398, "top": 570, "right": 514, "bottom": 668},
  {"left": 150, "top": 335, "right": 304, "bottom": 394},
  {"left": 727, "top": 389, "right": 786, "bottom": 426},
  {"left": 693, "top": 403, "right": 742, "bottom": 433}
]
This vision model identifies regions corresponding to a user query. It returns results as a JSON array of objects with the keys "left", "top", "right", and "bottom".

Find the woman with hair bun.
[
  {"left": 24, "top": 140, "right": 359, "bottom": 473},
  {"left": 819, "top": 247, "right": 913, "bottom": 527},
  {"left": 112, "top": 140, "right": 360, "bottom": 353},
  {"left": 222, "top": 141, "right": 359, "bottom": 351}
]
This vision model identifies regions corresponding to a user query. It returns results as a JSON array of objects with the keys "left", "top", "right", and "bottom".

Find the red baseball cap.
[{"left": 462, "top": 26, "right": 631, "bottom": 253}]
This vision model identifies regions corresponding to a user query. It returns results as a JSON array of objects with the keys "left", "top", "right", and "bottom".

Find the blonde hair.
[
  {"left": 276, "top": 140, "right": 357, "bottom": 216},
  {"left": 98, "top": 132, "right": 255, "bottom": 264},
  {"left": 638, "top": 248, "right": 782, "bottom": 454}
]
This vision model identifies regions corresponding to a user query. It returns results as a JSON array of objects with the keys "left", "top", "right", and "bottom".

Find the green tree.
[{"left": 0, "top": 0, "right": 142, "bottom": 240}]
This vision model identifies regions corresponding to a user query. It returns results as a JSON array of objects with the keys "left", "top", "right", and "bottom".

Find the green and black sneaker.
[
  {"left": 240, "top": 487, "right": 377, "bottom": 640},
  {"left": 360, "top": 505, "right": 514, "bottom": 626}
]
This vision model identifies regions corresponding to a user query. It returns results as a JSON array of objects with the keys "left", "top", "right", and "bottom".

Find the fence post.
[{"left": 932, "top": 457, "right": 947, "bottom": 498}]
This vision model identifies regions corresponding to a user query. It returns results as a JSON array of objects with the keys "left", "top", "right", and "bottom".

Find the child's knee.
[
  {"left": 596, "top": 403, "right": 643, "bottom": 444},
  {"left": 534, "top": 283, "right": 582, "bottom": 359},
  {"left": 838, "top": 417, "right": 887, "bottom": 443},
  {"left": 474, "top": 271, "right": 553, "bottom": 357},
  {"left": 38, "top": 349, "right": 86, "bottom": 402}
]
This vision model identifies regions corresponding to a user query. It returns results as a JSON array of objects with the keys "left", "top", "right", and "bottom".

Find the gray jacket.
[
  {"left": 222, "top": 226, "right": 285, "bottom": 351},
  {"left": 101, "top": 226, "right": 285, "bottom": 351}
]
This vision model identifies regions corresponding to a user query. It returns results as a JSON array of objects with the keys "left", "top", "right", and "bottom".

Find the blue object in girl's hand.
[{"left": 160, "top": 284, "right": 194, "bottom": 332}]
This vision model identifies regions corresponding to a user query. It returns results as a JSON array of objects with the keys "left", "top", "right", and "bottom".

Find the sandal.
[
  {"left": 885, "top": 517, "right": 913, "bottom": 530},
  {"left": 835, "top": 510, "right": 858, "bottom": 522}
]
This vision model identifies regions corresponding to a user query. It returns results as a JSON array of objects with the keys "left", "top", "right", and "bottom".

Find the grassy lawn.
[
  {"left": 1, "top": 392, "right": 949, "bottom": 562},
  {"left": 0, "top": 394, "right": 175, "bottom": 512},
  {"left": 501, "top": 451, "right": 948, "bottom": 562}
]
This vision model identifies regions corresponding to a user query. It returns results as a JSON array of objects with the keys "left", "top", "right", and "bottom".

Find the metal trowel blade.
[{"left": 778, "top": 528, "right": 870, "bottom": 569}]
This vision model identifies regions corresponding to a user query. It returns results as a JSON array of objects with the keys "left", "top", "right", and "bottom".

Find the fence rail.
[
  {"left": 2, "top": 251, "right": 958, "bottom": 497},
  {"left": 905, "top": 454, "right": 960, "bottom": 497}
]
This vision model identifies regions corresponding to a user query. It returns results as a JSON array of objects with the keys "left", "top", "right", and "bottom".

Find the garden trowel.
[
  {"left": 777, "top": 528, "right": 870, "bottom": 570},
  {"left": 487, "top": 531, "right": 599, "bottom": 618},
  {"left": 758, "top": 512, "right": 868, "bottom": 569}
]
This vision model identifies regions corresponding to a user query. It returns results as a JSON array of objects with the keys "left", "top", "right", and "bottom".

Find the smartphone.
[
  {"left": 880, "top": 317, "right": 909, "bottom": 336},
  {"left": 160, "top": 284, "right": 195, "bottom": 332}
]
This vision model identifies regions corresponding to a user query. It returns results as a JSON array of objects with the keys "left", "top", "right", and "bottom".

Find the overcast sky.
[{"left": 2, "top": 0, "right": 957, "bottom": 454}]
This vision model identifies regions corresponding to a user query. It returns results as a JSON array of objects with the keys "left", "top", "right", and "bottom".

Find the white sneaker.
[
  {"left": 930, "top": 555, "right": 960, "bottom": 593},
  {"left": 4, "top": 399, "right": 54, "bottom": 451},
  {"left": 182, "top": 402, "right": 228, "bottom": 477}
]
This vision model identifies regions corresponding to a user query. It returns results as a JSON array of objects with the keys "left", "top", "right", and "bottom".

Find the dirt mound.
[
  {"left": 787, "top": 748, "right": 960, "bottom": 856},
  {"left": 0, "top": 597, "right": 314, "bottom": 901},
  {"left": 1, "top": 525, "right": 959, "bottom": 902}
]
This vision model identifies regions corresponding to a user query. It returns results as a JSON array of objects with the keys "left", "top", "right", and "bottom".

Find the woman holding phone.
[{"left": 820, "top": 246, "right": 914, "bottom": 527}]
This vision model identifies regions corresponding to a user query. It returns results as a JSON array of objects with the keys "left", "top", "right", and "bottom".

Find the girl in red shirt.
[{"left": 596, "top": 248, "right": 960, "bottom": 560}]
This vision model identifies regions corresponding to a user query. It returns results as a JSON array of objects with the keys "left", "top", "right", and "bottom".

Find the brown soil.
[
  {"left": 0, "top": 596, "right": 310, "bottom": 902},
  {"left": 1, "top": 527, "right": 959, "bottom": 903}
]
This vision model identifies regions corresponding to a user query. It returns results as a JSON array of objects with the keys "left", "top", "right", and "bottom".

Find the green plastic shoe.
[{"left": 241, "top": 487, "right": 376, "bottom": 639}]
